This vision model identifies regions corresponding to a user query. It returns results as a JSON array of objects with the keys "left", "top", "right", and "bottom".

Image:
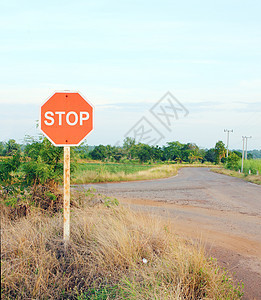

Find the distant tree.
[
  {"left": 123, "top": 137, "right": 135, "bottom": 159},
  {"left": 163, "top": 141, "right": 183, "bottom": 161},
  {"left": 247, "top": 153, "right": 253, "bottom": 159},
  {"left": 0, "top": 142, "right": 5, "bottom": 156},
  {"left": 226, "top": 152, "right": 240, "bottom": 170},
  {"left": 89, "top": 145, "right": 107, "bottom": 161},
  {"left": 111, "top": 147, "right": 124, "bottom": 162},
  {"left": 74, "top": 142, "right": 90, "bottom": 159},
  {"left": 205, "top": 148, "right": 216, "bottom": 163},
  {"left": 199, "top": 149, "right": 206, "bottom": 162},
  {"left": 180, "top": 143, "right": 200, "bottom": 163},
  {"left": 4, "top": 139, "right": 21, "bottom": 156},
  {"left": 134, "top": 143, "right": 153, "bottom": 163},
  {"left": 188, "top": 152, "right": 203, "bottom": 163},
  {"left": 151, "top": 145, "right": 163, "bottom": 162},
  {"left": 214, "top": 141, "right": 226, "bottom": 164},
  {"left": 250, "top": 150, "right": 261, "bottom": 159},
  {"left": 0, "top": 151, "right": 21, "bottom": 185},
  {"left": 232, "top": 150, "right": 242, "bottom": 158}
]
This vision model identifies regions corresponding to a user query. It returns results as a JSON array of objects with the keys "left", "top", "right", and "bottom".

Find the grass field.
[
  {"left": 73, "top": 163, "right": 173, "bottom": 184},
  {"left": 239, "top": 159, "right": 261, "bottom": 174},
  {"left": 77, "top": 162, "right": 153, "bottom": 175},
  {"left": 72, "top": 162, "right": 216, "bottom": 184},
  {"left": 212, "top": 159, "right": 261, "bottom": 185},
  {"left": 1, "top": 191, "right": 244, "bottom": 299}
]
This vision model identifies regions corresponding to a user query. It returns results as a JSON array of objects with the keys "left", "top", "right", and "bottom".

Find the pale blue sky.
[{"left": 0, "top": 0, "right": 260, "bottom": 149}]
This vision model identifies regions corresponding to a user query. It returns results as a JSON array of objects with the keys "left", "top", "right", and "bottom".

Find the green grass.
[
  {"left": 72, "top": 162, "right": 218, "bottom": 184},
  {"left": 77, "top": 163, "right": 153, "bottom": 175},
  {"left": 72, "top": 162, "right": 161, "bottom": 184},
  {"left": 238, "top": 159, "right": 261, "bottom": 174}
]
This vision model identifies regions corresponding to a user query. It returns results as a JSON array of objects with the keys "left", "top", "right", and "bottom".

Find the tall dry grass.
[{"left": 1, "top": 198, "right": 243, "bottom": 299}]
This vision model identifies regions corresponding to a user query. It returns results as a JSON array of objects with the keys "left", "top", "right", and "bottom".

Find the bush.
[{"left": 226, "top": 153, "right": 240, "bottom": 170}]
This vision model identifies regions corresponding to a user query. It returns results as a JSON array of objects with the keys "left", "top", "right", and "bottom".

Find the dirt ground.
[{"left": 78, "top": 168, "right": 261, "bottom": 299}]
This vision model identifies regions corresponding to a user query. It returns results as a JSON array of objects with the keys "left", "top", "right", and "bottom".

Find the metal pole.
[
  {"left": 241, "top": 137, "right": 245, "bottom": 173},
  {"left": 224, "top": 129, "right": 233, "bottom": 158},
  {"left": 245, "top": 136, "right": 252, "bottom": 160},
  {"left": 64, "top": 146, "right": 70, "bottom": 241},
  {"left": 245, "top": 138, "right": 248, "bottom": 160}
]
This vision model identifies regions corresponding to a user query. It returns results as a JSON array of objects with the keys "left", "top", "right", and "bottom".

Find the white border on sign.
[{"left": 39, "top": 90, "right": 95, "bottom": 147}]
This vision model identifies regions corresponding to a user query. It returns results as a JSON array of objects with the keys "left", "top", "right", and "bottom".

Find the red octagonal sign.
[{"left": 40, "top": 92, "right": 94, "bottom": 146}]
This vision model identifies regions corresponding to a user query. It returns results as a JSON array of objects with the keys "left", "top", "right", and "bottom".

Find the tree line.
[
  {"left": 85, "top": 138, "right": 244, "bottom": 164},
  {"left": 0, "top": 136, "right": 259, "bottom": 196}
]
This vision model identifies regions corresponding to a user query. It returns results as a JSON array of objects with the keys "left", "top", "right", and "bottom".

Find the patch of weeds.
[
  {"left": 75, "top": 285, "right": 120, "bottom": 300},
  {"left": 104, "top": 197, "right": 119, "bottom": 208}
]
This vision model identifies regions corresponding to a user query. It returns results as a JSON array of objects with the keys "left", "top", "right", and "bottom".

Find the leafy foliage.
[
  {"left": 226, "top": 152, "right": 241, "bottom": 170},
  {"left": 214, "top": 141, "right": 226, "bottom": 164},
  {"left": 0, "top": 137, "right": 77, "bottom": 215},
  {"left": 23, "top": 137, "right": 64, "bottom": 186}
]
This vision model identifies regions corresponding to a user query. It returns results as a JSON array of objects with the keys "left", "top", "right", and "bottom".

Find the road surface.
[{"left": 77, "top": 167, "right": 261, "bottom": 299}]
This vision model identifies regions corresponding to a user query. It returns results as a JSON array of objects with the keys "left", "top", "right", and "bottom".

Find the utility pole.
[
  {"left": 224, "top": 129, "right": 233, "bottom": 157},
  {"left": 241, "top": 136, "right": 245, "bottom": 173},
  {"left": 245, "top": 136, "right": 252, "bottom": 160}
]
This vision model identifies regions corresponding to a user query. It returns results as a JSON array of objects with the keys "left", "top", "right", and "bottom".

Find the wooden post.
[{"left": 64, "top": 146, "right": 70, "bottom": 241}]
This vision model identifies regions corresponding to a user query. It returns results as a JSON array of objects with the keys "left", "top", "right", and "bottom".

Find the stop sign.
[{"left": 40, "top": 92, "right": 93, "bottom": 146}]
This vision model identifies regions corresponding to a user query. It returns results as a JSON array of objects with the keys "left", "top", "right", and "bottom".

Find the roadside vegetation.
[
  {"left": 212, "top": 168, "right": 261, "bottom": 185},
  {"left": 1, "top": 136, "right": 260, "bottom": 188},
  {"left": 72, "top": 162, "right": 154, "bottom": 184},
  {"left": 0, "top": 136, "right": 245, "bottom": 299},
  {"left": 212, "top": 149, "right": 261, "bottom": 185},
  {"left": 1, "top": 188, "right": 244, "bottom": 299},
  {"left": 72, "top": 163, "right": 218, "bottom": 184}
]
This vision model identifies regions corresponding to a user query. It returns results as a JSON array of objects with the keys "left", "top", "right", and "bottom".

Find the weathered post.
[{"left": 64, "top": 146, "right": 70, "bottom": 241}]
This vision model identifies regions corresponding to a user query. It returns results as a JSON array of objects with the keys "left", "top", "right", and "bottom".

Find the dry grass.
[
  {"left": 211, "top": 168, "right": 261, "bottom": 185},
  {"left": 1, "top": 194, "right": 243, "bottom": 299}
]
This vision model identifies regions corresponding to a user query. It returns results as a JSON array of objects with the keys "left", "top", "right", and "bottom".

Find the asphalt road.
[{"left": 78, "top": 167, "right": 261, "bottom": 299}]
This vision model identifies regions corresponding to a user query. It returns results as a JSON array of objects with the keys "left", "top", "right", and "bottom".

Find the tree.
[
  {"left": 111, "top": 147, "right": 124, "bottom": 162},
  {"left": 74, "top": 142, "right": 90, "bottom": 159},
  {"left": 134, "top": 143, "right": 153, "bottom": 163},
  {"left": 214, "top": 141, "right": 226, "bottom": 164},
  {"left": 151, "top": 145, "right": 163, "bottom": 162},
  {"left": 0, "top": 142, "right": 5, "bottom": 156},
  {"left": 247, "top": 153, "right": 253, "bottom": 159},
  {"left": 232, "top": 150, "right": 242, "bottom": 158},
  {"left": 22, "top": 137, "right": 65, "bottom": 187},
  {"left": 89, "top": 145, "right": 107, "bottom": 161},
  {"left": 123, "top": 137, "right": 135, "bottom": 159},
  {"left": 163, "top": 141, "right": 183, "bottom": 161},
  {"left": 226, "top": 152, "right": 240, "bottom": 170},
  {"left": 180, "top": 143, "right": 201, "bottom": 163},
  {"left": 0, "top": 151, "right": 21, "bottom": 185},
  {"left": 4, "top": 139, "right": 20, "bottom": 156},
  {"left": 205, "top": 148, "right": 216, "bottom": 163}
]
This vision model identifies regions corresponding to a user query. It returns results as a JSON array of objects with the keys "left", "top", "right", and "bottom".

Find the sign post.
[
  {"left": 63, "top": 146, "right": 70, "bottom": 241},
  {"left": 40, "top": 92, "right": 94, "bottom": 241}
]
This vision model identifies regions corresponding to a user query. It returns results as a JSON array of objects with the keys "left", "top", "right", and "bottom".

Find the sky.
[{"left": 0, "top": 0, "right": 260, "bottom": 150}]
